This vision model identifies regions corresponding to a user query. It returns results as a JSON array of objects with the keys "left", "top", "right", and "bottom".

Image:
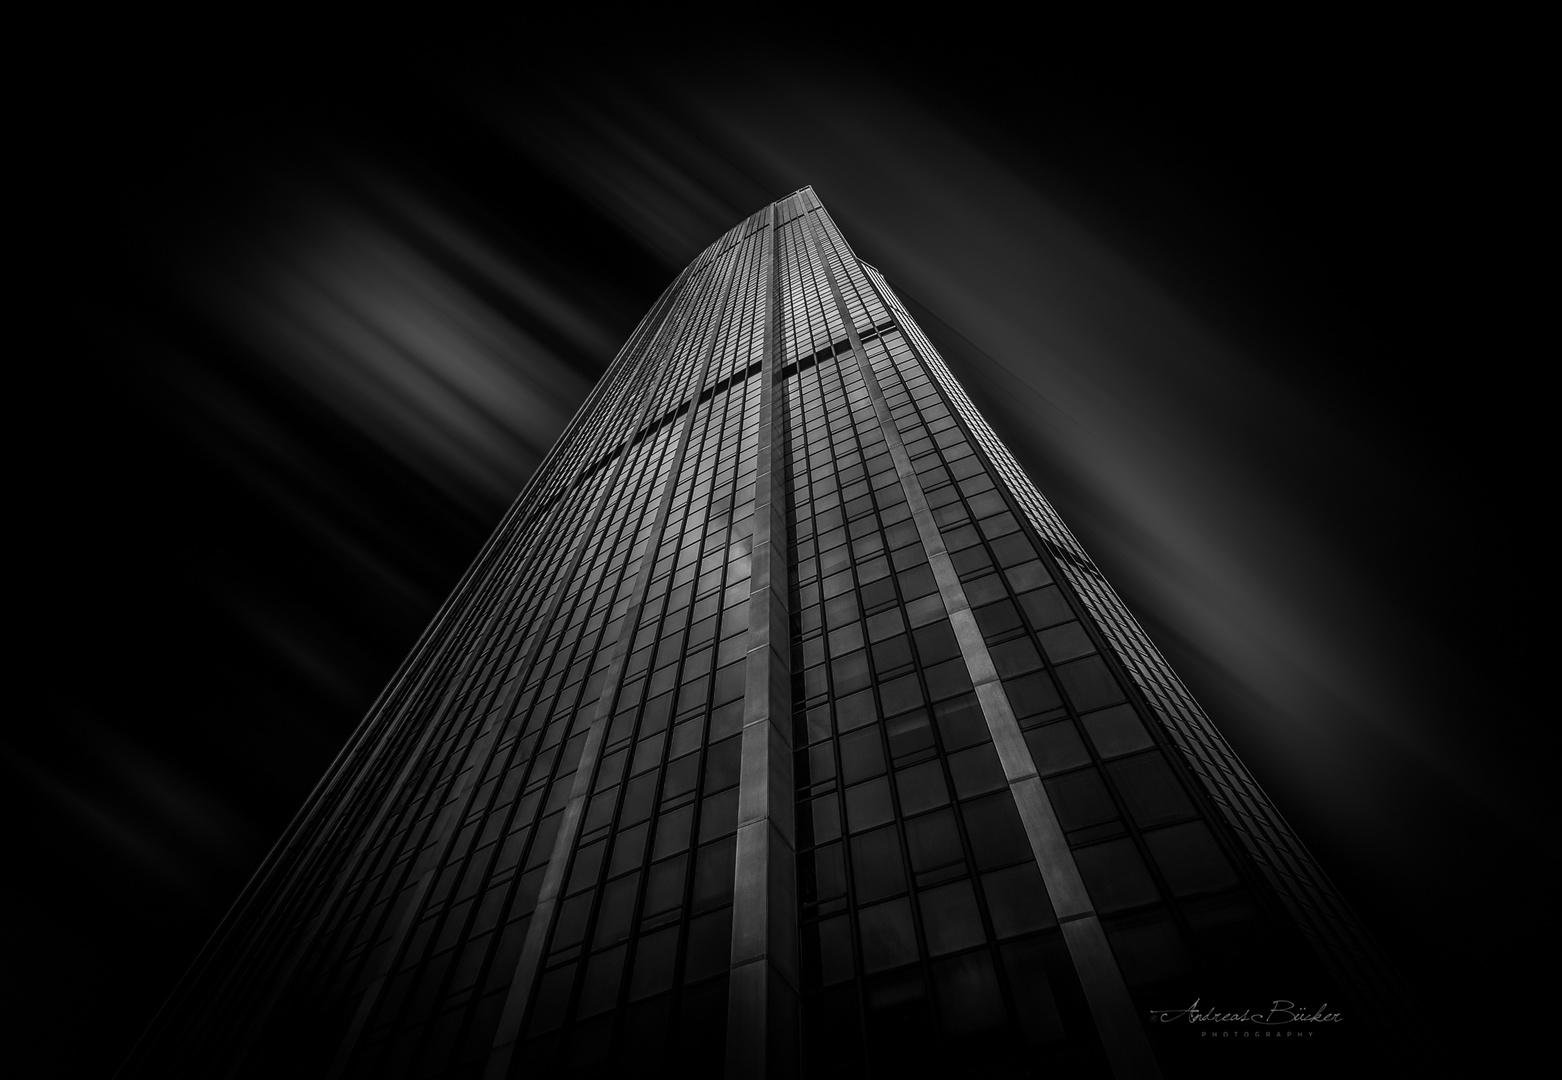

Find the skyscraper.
[{"left": 123, "top": 187, "right": 1418, "bottom": 1079}]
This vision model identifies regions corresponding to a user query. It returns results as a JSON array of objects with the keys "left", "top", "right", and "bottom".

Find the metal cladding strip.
[
  {"left": 485, "top": 233, "right": 752, "bottom": 1080},
  {"left": 725, "top": 201, "right": 798, "bottom": 1080},
  {"left": 203, "top": 510, "right": 567, "bottom": 1078},
  {"left": 849, "top": 254, "right": 1433, "bottom": 1061},
  {"left": 205, "top": 260, "right": 706, "bottom": 1080},
  {"left": 122, "top": 446, "right": 577, "bottom": 1077},
  {"left": 322, "top": 488, "right": 620, "bottom": 1077},
  {"left": 275, "top": 254, "right": 692, "bottom": 936},
  {"left": 227, "top": 522, "right": 557, "bottom": 1071},
  {"left": 865, "top": 259, "right": 1428, "bottom": 1053},
  {"left": 310, "top": 263, "right": 711, "bottom": 1068},
  {"left": 799, "top": 204, "right": 1163, "bottom": 1080},
  {"left": 515, "top": 262, "right": 693, "bottom": 522},
  {"left": 857, "top": 265, "right": 1361, "bottom": 920},
  {"left": 849, "top": 259, "right": 1382, "bottom": 1047},
  {"left": 120, "top": 260, "right": 700, "bottom": 1079}
]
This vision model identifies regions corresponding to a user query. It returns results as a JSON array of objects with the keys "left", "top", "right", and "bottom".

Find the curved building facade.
[{"left": 123, "top": 188, "right": 1419, "bottom": 1079}]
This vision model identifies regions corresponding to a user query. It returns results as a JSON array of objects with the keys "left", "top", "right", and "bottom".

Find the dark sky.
[{"left": 12, "top": 19, "right": 1544, "bottom": 1077}]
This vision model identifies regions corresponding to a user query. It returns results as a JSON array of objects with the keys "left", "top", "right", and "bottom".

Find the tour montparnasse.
[{"left": 123, "top": 187, "right": 1424, "bottom": 1080}]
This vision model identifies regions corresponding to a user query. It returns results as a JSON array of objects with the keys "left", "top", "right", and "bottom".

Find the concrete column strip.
[{"left": 725, "top": 202, "right": 798, "bottom": 1080}]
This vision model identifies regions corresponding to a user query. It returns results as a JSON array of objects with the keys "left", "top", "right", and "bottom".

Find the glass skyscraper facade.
[{"left": 124, "top": 188, "right": 1417, "bottom": 1079}]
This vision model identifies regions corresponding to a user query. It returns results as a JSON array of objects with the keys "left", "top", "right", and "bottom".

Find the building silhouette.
[{"left": 123, "top": 188, "right": 1421, "bottom": 1079}]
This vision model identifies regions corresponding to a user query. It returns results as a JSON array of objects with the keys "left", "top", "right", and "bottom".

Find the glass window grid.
[
  {"left": 781, "top": 346, "right": 1100, "bottom": 1066},
  {"left": 151, "top": 194, "right": 1403, "bottom": 1080},
  {"left": 317, "top": 459, "right": 625, "bottom": 990},
  {"left": 510, "top": 266, "right": 769, "bottom": 1072},
  {"left": 806, "top": 207, "right": 891, "bottom": 334},
  {"left": 335, "top": 427, "right": 689, "bottom": 1073},
  {"left": 336, "top": 340, "right": 722, "bottom": 1068},
  {"left": 861, "top": 261, "right": 1278, "bottom": 814},
  {"left": 778, "top": 216, "right": 845, "bottom": 365},
  {"left": 345, "top": 276, "right": 746, "bottom": 1031},
  {"left": 528, "top": 258, "right": 701, "bottom": 512},
  {"left": 373, "top": 497, "right": 665, "bottom": 1075},
  {"left": 523, "top": 221, "right": 752, "bottom": 523},
  {"left": 805, "top": 216, "right": 1327, "bottom": 1048},
  {"left": 851, "top": 276, "right": 1365, "bottom": 1006},
  {"left": 860, "top": 328, "right": 1261, "bottom": 979}
]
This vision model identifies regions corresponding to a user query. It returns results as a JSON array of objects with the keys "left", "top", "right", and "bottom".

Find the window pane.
[
  {"left": 858, "top": 898, "right": 919, "bottom": 973},
  {"left": 839, "top": 727, "right": 888, "bottom": 785},
  {"left": 1024, "top": 721, "right": 1091, "bottom": 775},
  {"left": 1019, "top": 585, "right": 1071, "bottom": 630},
  {"left": 1104, "top": 909, "right": 1192, "bottom": 987},
  {"left": 871, "top": 634, "right": 914, "bottom": 674},
  {"left": 1044, "top": 769, "right": 1118, "bottom": 831},
  {"left": 933, "top": 694, "right": 987, "bottom": 751},
  {"left": 981, "top": 862, "right": 1056, "bottom": 938},
  {"left": 1145, "top": 822, "right": 1239, "bottom": 897},
  {"left": 528, "top": 962, "right": 576, "bottom": 1033},
  {"left": 692, "top": 837, "right": 736, "bottom": 911},
  {"left": 904, "top": 809, "right": 963, "bottom": 874},
  {"left": 682, "top": 906, "right": 733, "bottom": 983},
  {"left": 552, "top": 891, "right": 592, "bottom": 950},
  {"left": 918, "top": 879, "right": 986, "bottom": 956},
  {"left": 1003, "top": 671, "right": 1063, "bottom": 720},
  {"left": 1004, "top": 560, "right": 1052, "bottom": 593},
  {"left": 931, "top": 950, "right": 1006, "bottom": 1035},
  {"left": 973, "top": 600, "right": 1021, "bottom": 639},
  {"left": 662, "top": 754, "right": 699, "bottom": 801},
  {"left": 1037, "top": 622, "right": 1094, "bottom": 663},
  {"left": 652, "top": 805, "right": 694, "bottom": 860},
  {"left": 845, "top": 778, "right": 895, "bottom": 833},
  {"left": 1109, "top": 753, "right": 1195, "bottom": 827},
  {"left": 593, "top": 873, "right": 640, "bottom": 948},
  {"left": 832, "top": 650, "right": 871, "bottom": 694},
  {"left": 818, "top": 913, "right": 855, "bottom": 986},
  {"left": 912, "top": 621, "right": 961, "bottom": 664},
  {"left": 811, "top": 842, "right": 847, "bottom": 903},
  {"left": 885, "top": 709, "right": 935, "bottom": 761},
  {"left": 895, "top": 759, "right": 951, "bottom": 816},
  {"left": 947, "top": 742, "right": 1004, "bottom": 798},
  {"left": 835, "top": 688, "right": 877, "bottom": 732},
  {"left": 577, "top": 944, "right": 627, "bottom": 1017},
  {"left": 1074, "top": 838, "right": 1159, "bottom": 913},
  {"left": 990, "top": 637, "right": 1043, "bottom": 678},
  {"left": 879, "top": 672, "right": 925, "bottom": 716},
  {"left": 698, "top": 787, "right": 740, "bottom": 843},
  {"left": 923, "top": 658, "right": 975, "bottom": 702},
  {"left": 642, "top": 854, "right": 687, "bottom": 916},
  {"left": 867, "top": 607, "right": 907, "bottom": 642},
  {"left": 811, "top": 794, "right": 841, "bottom": 845},
  {"left": 1081, "top": 704, "right": 1154, "bottom": 758},
  {"left": 850, "top": 825, "right": 907, "bottom": 903},
  {"left": 1055, "top": 657, "right": 1127, "bottom": 712},
  {"left": 961, "top": 793, "right": 1032, "bottom": 870},
  {"left": 704, "top": 735, "right": 743, "bottom": 791}
]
